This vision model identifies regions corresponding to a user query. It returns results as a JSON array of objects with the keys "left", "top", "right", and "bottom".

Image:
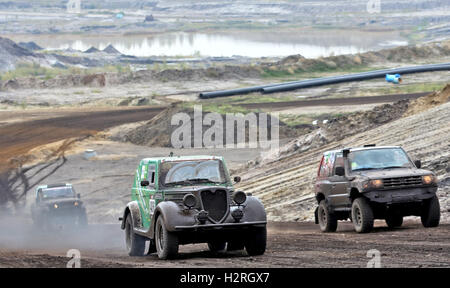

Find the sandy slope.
[{"left": 238, "top": 100, "right": 450, "bottom": 222}]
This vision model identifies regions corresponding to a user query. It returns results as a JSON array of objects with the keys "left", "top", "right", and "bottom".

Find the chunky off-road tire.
[
  {"left": 125, "top": 214, "right": 146, "bottom": 256},
  {"left": 146, "top": 239, "right": 157, "bottom": 255},
  {"left": 352, "top": 197, "right": 374, "bottom": 233},
  {"left": 421, "top": 195, "right": 440, "bottom": 228},
  {"left": 208, "top": 241, "right": 227, "bottom": 253},
  {"left": 244, "top": 226, "right": 267, "bottom": 256},
  {"left": 385, "top": 214, "right": 403, "bottom": 228},
  {"left": 155, "top": 216, "right": 179, "bottom": 259},
  {"left": 227, "top": 240, "right": 245, "bottom": 251},
  {"left": 318, "top": 200, "right": 338, "bottom": 232}
]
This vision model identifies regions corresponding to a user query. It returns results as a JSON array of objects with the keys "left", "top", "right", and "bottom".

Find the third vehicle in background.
[{"left": 31, "top": 183, "right": 88, "bottom": 231}]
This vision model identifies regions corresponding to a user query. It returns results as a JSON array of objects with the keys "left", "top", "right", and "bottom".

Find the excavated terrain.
[{"left": 237, "top": 85, "right": 450, "bottom": 222}]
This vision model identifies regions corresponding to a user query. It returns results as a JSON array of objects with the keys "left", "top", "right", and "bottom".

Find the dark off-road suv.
[
  {"left": 31, "top": 183, "right": 88, "bottom": 231},
  {"left": 314, "top": 145, "right": 440, "bottom": 233}
]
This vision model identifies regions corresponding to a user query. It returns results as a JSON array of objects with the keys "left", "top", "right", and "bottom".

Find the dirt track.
[
  {"left": 0, "top": 106, "right": 164, "bottom": 171},
  {"left": 0, "top": 221, "right": 448, "bottom": 268}
]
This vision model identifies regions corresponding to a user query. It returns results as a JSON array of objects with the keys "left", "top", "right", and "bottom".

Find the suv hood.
[
  {"left": 42, "top": 197, "right": 82, "bottom": 205},
  {"left": 355, "top": 168, "right": 433, "bottom": 179}
]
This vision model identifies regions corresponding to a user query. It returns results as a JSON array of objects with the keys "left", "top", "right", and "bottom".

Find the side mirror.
[
  {"left": 77, "top": 193, "right": 81, "bottom": 199},
  {"left": 233, "top": 176, "right": 241, "bottom": 183},
  {"left": 141, "top": 180, "right": 150, "bottom": 187},
  {"left": 335, "top": 166, "right": 345, "bottom": 176},
  {"left": 414, "top": 160, "right": 421, "bottom": 169}
]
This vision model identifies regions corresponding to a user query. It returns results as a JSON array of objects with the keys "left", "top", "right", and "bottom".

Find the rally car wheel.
[
  {"left": 352, "top": 197, "right": 374, "bottom": 233},
  {"left": 155, "top": 216, "right": 179, "bottom": 259},
  {"left": 244, "top": 226, "right": 267, "bottom": 256},
  {"left": 421, "top": 195, "right": 440, "bottom": 228},
  {"left": 125, "top": 214, "right": 146, "bottom": 256},
  {"left": 208, "top": 241, "right": 227, "bottom": 253},
  {"left": 318, "top": 200, "right": 338, "bottom": 232}
]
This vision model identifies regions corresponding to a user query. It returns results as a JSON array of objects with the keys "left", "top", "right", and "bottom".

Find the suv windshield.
[
  {"left": 349, "top": 148, "right": 413, "bottom": 171},
  {"left": 159, "top": 159, "right": 229, "bottom": 186},
  {"left": 40, "top": 187, "right": 75, "bottom": 200}
]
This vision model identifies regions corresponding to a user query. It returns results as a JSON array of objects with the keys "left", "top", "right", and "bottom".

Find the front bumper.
[
  {"left": 364, "top": 187, "right": 437, "bottom": 204},
  {"left": 174, "top": 220, "right": 267, "bottom": 231}
]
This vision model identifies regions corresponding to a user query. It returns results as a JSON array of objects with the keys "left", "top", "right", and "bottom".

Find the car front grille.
[
  {"left": 200, "top": 189, "right": 228, "bottom": 222},
  {"left": 383, "top": 176, "right": 423, "bottom": 188}
]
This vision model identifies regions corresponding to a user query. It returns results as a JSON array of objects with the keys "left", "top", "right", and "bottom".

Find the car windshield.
[
  {"left": 40, "top": 187, "right": 74, "bottom": 199},
  {"left": 349, "top": 148, "right": 413, "bottom": 171},
  {"left": 160, "top": 159, "right": 229, "bottom": 186}
]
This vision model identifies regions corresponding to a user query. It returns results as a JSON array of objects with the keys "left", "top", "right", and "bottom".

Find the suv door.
[
  {"left": 328, "top": 153, "right": 350, "bottom": 208},
  {"left": 315, "top": 152, "right": 333, "bottom": 200},
  {"left": 146, "top": 163, "right": 157, "bottom": 228}
]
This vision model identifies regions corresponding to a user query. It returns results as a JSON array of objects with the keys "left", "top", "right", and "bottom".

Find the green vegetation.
[
  {"left": 261, "top": 64, "right": 375, "bottom": 80},
  {"left": 0, "top": 62, "right": 65, "bottom": 81},
  {"left": 0, "top": 62, "right": 132, "bottom": 81},
  {"left": 181, "top": 102, "right": 257, "bottom": 115},
  {"left": 216, "top": 93, "right": 297, "bottom": 105}
]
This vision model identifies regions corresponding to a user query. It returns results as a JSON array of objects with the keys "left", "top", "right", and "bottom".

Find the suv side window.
[
  {"left": 333, "top": 153, "right": 344, "bottom": 176},
  {"left": 319, "top": 152, "right": 336, "bottom": 177}
]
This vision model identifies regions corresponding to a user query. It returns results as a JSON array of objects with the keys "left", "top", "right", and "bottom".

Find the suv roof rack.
[{"left": 363, "top": 144, "right": 376, "bottom": 147}]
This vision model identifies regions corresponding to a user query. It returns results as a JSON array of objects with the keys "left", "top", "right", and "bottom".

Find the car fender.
[
  {"left": 148, "top": 201, "right": 197, "bottom": 238},
  {"left": 120, "top": 201, "right": 143, "bottom": 230},
  {"left": 241, "top": 196, "right": 267, "bottom": 223}
]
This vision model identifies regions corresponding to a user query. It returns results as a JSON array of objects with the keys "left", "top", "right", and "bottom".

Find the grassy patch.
[
  {"left": 181, "top": 102, "right": 257, "bottom": 115},
  {"left": 0, "top": 62, "right": 64, "bottom": 81},
  {"left": 0, "top": 62, "right": 133, "bottom": 81},
  {"left": 261, "top": 64, "right": 375, "bottom": 80}
]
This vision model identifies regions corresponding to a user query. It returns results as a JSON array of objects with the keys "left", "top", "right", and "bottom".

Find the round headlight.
[
  {"left": 233, "top": 191, "right": 247, "bottom": 205},
  {"left": 183, "top": 194, "right": 197, "bottom": 208},
  {"left": 53, "top": 204, "right": 58, "bottom": 209}
]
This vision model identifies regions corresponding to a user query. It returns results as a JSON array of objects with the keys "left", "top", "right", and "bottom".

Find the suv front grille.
[
  {"left": 200, "top": 189, "right": 228, "bottom": 222},
  {"left": 383, "top": 176, "right": 422, "bottom": 188}
]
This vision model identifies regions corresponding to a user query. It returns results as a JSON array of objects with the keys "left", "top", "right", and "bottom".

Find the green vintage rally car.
[{"left": 120, "top": 155, "right": 267, "bottom": 259}]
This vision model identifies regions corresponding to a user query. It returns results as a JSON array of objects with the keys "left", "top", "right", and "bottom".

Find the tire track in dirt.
[{"left": 0, "top": 106, "right": 164, "bottom": 171}]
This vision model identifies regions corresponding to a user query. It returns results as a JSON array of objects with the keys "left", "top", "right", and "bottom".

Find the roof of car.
[
  {"left": 324, "top": 146, "right": 401, "bottom": 154},
  {"left": 35, "top": 183, "right": 72, "bottom": 197},
  {"left": 141, "top": 155, "right": 224, "bottom": 163}
]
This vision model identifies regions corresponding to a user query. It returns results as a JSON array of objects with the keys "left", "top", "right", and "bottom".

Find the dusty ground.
[{"left": 0, "top": 221, "right": 448, "bottom": 268}]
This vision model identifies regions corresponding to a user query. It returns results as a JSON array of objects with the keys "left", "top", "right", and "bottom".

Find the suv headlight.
[
  {"left": 422, "top": 175, "right": 437, "bottom": 185},
  {"left": 363, "top": 179, "right": 384, "bottom": 190}
]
